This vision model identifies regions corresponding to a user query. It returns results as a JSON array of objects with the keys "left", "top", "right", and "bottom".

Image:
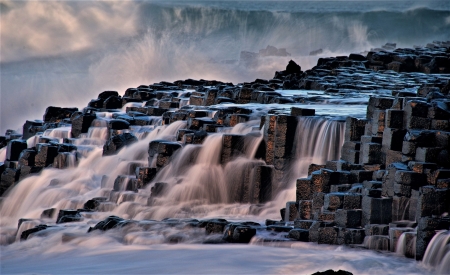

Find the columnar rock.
[{"left": 103, "top": 133, "right": 138, "bottom": 156}]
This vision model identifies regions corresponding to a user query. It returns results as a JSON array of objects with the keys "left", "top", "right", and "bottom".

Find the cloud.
[{"left": 0, "top": 0, "right": 139, "bottom": 62}]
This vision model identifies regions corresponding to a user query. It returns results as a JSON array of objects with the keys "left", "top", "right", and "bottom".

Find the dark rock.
[
  {"left": 41, "top": 208, "right": 56, "bottom": 219},
  {"left": 43, "top": 106, "right": 78, "bottom": 123},
  {"left": 22, "top": 120, "right": 45, "bottom": 140},
  {"left": 56, "top": 209, "right": 81, "bottom": 224},
  {"left": 312, "top": 269, "right": 353, "bottom": 275},
  {"left": 20, "top": 224, "right": 50, "bottom": 240},
  {"left": 0, "top": 168, "right": 20, "bottom": 195},
  {"left": 18, "top": 149, "right": 36, "bottom": 167},
  {"left": 6, "top": 140, "right": 27, "bottom": 161},
  {"left": 88, "top": 216, "right": 133, "bottom": 232},
  {"left": 362, "top": 196, "right": 392, "bottom": 226},
  {"left": 108, "top": 119, "right": 130, "bottom": 130},
  {"left": 286, "top": 60, "right": 301, "bottom": 75},
  {"left": 35, "top": 144, "right": 59, "bottom": 167},
  {"left": 150, "top": 182, "right": 168, "bottom": 197},
  {"left": 71, "top": 112, "right": 96, "bottom": 138},
  {"left": 103, "top": 133, "right": 138, "bottom": 156}
]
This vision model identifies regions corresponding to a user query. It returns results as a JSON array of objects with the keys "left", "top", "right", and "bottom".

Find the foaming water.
[
  {"left": 0, "top": 237, "right": 434, "bottom": 275},
  {"left": 2, "top": 1, "right": 450, "bottom": 133},
  {"left": 422, "top": 230, "right": 450, "bottom": 274},
  {"left": 291, "top": 117, "right": 345, "bottom": 178},
  {"left": 268, "top": 117, "right": 345, "bottom": 211}
]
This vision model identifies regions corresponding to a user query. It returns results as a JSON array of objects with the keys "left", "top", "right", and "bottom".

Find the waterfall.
[
  {"left": 291, "top": 117, "right": 345, "bottom": 179},
  {"left": 266, "top": 116, "right": 345, "bottom": 213},
  {"left": 0, "top": 121, "right": 187, "bottom": 227},
  {"left": 422, "top": 230, "right": 450, "bottom": 274}
]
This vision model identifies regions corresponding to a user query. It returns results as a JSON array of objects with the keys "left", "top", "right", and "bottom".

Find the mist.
[{"left": 1, "top": 0, "right": 449, "bottom": 134}]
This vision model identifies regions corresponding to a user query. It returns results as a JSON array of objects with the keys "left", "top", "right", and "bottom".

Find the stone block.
[
  {"left": 22, "top": 120, "right": 44, "bottom": 140},
  {"left": 431, "top": 119, "right": 449, "bottom": 130},
  {"left": 404, "top": 100, "right": 430, "bottom": 118},
  {"left": 35, "top": 144, "right": 59, "bottom": 167},
  {"left": 402, "top": 141, "right": 417, "bottom": 155},
  {"left": 372, "top": 170, "right": 386, "bottom": 181},
  {"left": 189, "top": 95, "right": 204, "bottom": 106},
  {"left": 103, "top": 133, "right": 138, "bottom": 156},
  {"left": 404, "top": 116, "right": 431, "bottom": 130},
  {"left": 342, "top": 228, "right": 365, "bottom": 245},
  {"left": 341, "top": 149, "right": 360, "bottom": 164},
  {"left": 359, "top": 142, "right": 382, "bottom": 165},
  {"left": 0, "top": 168, "right": 20, "bottom": 195},
  {"left": 416, "top": 217, "right": 450, "bottom": 260},
  {"left": 263, "top": 115, "right": 276, "bottom": 165},
  {"left": 318, "top": 211, "right": 335, "bottom": 222},
  {"left": 428, "top": 169, "right": 450, "bottom": 185},
  {"left": 298, "top": 200, "right": 312, "bottom": 220},
  {"left": 385, "top": 149, "right": 403, "bottom": 167},
  {"left": 330, "top": 184, "right": 352, "bottom": 193},
  {"left": 296, "top": 178, "right": 312, "bottom": 201},
  {"left": 6, "top": 140, "right": 28, "bottom": 162},
  {"left": 284, "top": 201, "right": 299, "bottom": 222},
  {"left": 382, "top": 128, "right": 406, "bottom": 152},
  {"left": 415, "top": 147, "right": 442, "bottom": 162},
  {"left": 311, "top": 169, "right": 333, "bottom": 193},
  {"left": 362, "top": 188, "right": 382, "bottom": 198},
  {"left": 290, "top": 107, "right": 315, "bottom": 116},
  {"left": 113, "top": 175, "right": 135, "bottom": 191},
  {"left": 221, "top": 134, "right": 244, "bottom": 164},
  {"left": 294, "top": 219, "right": 314, "bottom": 229},
  {"left": 389, "top": 227, "right": 415, "bottom": 252},
  {"left": 365, "top": 224, "right": 389, "bottom": 236},
  {"left": 363, "top": 181, "right": 382, "bottom": 189},
  {"left": 318, "top": 227, "right": 339, "bottom": 245},
  {"left": 393, "top": 183, "right": 412, "bottom": 197},
  {"left": 329, "top": 171, "right": 351, "bottom": 185},
  {"left": 367, "top": 97, "right": 395, "bottom": 119},
  {"left": 135, "top": 167, "right": 158, "bottom": 189},
  {"left": 392, "top": 196, "right": 412, "bottom": 221},
  {"left": 288, "top": 229, "right": 310, "bottom": 242},
  {"left": 382, "top": 163, "right": 408, "bottom": 197},
  {"left": 394, "top": 171, "right": 428, "bottom": 189},
  {"left": 416, "top": 186, "right": 450, "bottom": 220},
  {"left": 18, "top": 149, "right": 36, "bottom": 167},
  {"left": 308, "top": 164, "right": 326, "bottom": 176},
  {"left": 335, "top": 209, "right": 362, "bottom": 228},
  {"left": 370, "top": 110, "right": 386, "bottom": 134},
  {"left": 312, "top": 192, "right": 325, "bottom": 210},
  {"left": 362, "top": 196, "right": 393, "bottom": 226},
  {"left": 251, "top": 165, "right": 273, "bottom": 203},
  {"left": 385, "top": 109, "right": 404, "bottom": 129},
  {"left": 350, "top": 170, "right": 374, "bottom": 183},
  {"left": 344, "top": 117, "right": 367, "bottom": 142},
  {"left": 323, "top": 193, "right": 344, "bottom": 211}
]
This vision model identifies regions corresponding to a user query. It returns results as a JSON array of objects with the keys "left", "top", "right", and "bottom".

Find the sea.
[{"left": 1, "top": 1, "right": 450, "bottom": 274}]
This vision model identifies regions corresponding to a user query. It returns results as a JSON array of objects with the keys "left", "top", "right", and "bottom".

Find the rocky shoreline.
[{"left": 1, "top": 41, "right": 450, "bottom": 271}]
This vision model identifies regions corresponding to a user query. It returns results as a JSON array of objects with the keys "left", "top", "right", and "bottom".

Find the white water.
[
  {"left": 0, "top": 109, "right": 439, "bottom": 274},
  {"left": 2, "top": 1, "right": 450, "bottom": 133},
  {"left": 422, "top": 230, "right": 450, "bottom": 274},
  {"left": 2, "top": 1, "right": 449, "bottom": 274}
]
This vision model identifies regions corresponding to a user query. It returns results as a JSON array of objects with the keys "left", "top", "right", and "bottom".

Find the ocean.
[{"left": 1, "top": 1, "right": 450, "bottom": 274}]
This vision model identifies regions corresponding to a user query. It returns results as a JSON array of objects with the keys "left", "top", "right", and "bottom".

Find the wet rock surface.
[{"left": 1, "top": 42, "right": 449, "bottom": 268}]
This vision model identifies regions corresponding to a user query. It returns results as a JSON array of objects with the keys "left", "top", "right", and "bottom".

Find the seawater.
[
  {"left": 2, "top": 0, "right": 450, "bottom": 132},
  {"left": 1, "top": 1, "right": 450, "bottom": 274}
]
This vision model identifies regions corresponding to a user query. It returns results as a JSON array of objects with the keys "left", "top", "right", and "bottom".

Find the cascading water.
[
  {"left": 267, "top": 116, "right": 345, "bottom": 212},
  {"left": 0, "top": 120, "right": 187, "bottom": 228},
  {"left": 2, "top": 1, "right": 449, "bottom": 273},
  {"left": 291, "top": 116, "right": 345, "bottom": 179},
  {"left": 422, "top": 230, "right": 450, "bottom": 274}
]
